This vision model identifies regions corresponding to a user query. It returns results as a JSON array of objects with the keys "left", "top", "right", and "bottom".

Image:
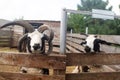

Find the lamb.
[
  {"left": 80, "top": 35, "right": 111, "bottom": 53},
  {"left": 0, "top": 21, "right": 54, "bottom": 74},
  {"left": 80, "top": 35, "right": 112, "bottom": 72}
]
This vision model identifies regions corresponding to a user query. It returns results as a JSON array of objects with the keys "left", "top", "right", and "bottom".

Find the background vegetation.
[{"left": 67, "top": 0, "right": 120, "bottom": 35}]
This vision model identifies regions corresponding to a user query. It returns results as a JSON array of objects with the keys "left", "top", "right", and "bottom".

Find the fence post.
[{"left": 60, "top": 8, "right": 67, "bottom": 54}]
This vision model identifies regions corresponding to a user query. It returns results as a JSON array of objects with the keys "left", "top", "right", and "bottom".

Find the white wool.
[
  {"left": 86, "top": 35, "right": 96, "bottom": 51},
  {"left": 28, "top": 30, "right": 44, "bottom": 51}
]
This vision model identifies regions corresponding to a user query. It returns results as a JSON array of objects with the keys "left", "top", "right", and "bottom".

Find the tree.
[
  {"left": 77, "top": 0, "right": 110, "bottom": 11},
  {"left": 67, "top": 0, "right": 120, "bottom": 35}
]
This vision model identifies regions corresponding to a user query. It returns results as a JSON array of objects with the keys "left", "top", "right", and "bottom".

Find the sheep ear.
[
  {"left": 42, "top": 34, "right": 49, "bottom": 40},
  {"left": 42, "top": 34, "right": 53, "bottom": 54},
  {"left": 18, "top": 34, "right": 28, "bottom": 52}
]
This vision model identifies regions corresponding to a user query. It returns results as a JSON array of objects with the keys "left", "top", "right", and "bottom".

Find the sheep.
[
  {"left": 80, "top": 35, "right": 111, "bottom": 53},
  {"left": 79, "top": 35, "right": 112, "bottom": 72},
  {"left": 0, "top": 21, "right": 54, "bottom": 75}
]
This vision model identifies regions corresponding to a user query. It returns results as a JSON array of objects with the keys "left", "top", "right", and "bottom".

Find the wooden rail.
[
  {"left": 66, "top": 34, "right": 85, "bottom": 53},
  {"left": 0, "top": 30, "right": 13, "bottom": 47},
  {"left": 65, "top": 34, "right": 120, "bottom": 80},
  {"left": 66, "top": 72, "right": 120, "bottom": 80},
  {"left": 66, "top": 53, "right": 120, "bottom": 80},
  {"left": 0, "top": 52, "right": 120, "bottom": 80},
  {"left": 0, "top": 36, "right": 12, "bottom": 47},
  {"left": 67, "top": 34, "right": 120, "bottom": 53},
  {"left": 0, "top": 33, "right": 120, "bottom": 80},
  {"left": 66, "top": 53, "right": 120, "bottom": 66},
  {"left": 0, "top": 52, "right": 66, "bottom": 80}
]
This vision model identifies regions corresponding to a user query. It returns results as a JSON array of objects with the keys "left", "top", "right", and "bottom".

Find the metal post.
[
  {"left": 85, "top": 27, "right": 88, "bottom": 34},
  {"left": 70, "top": 29, "right": 73, "bottom": 34},
  {"left": 60, "top": 8, "right": 67, "bottom": 54}
]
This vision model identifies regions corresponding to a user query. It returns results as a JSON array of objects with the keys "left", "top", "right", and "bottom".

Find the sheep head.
[{"left": 0, "top": 21, "right": 54, "bottom": 54}]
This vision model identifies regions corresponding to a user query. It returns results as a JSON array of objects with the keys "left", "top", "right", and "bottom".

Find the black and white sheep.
[
  {"left": 80, "top": 35, "right": 111, "bottom": 53},
  {"left": 0, "top": 21, "right": 54, "bottom": 74},
  {"left": 79, "top": 35, "right": 112, "bottom": 72}
]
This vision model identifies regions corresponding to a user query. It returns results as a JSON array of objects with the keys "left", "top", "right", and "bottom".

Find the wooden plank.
[
  {"left": 0, "top": 36, "right": 11, "bottom": 47},
  {"left": 0, "top": 52, "right": 66, "bottom": 69},
  {"left": 66, "top": 72, "right": 120, "bottom": 80},
  {"left": 67, "top": 35, "right": 85, "bottom": 41},
  {"left": 0, "top": 30, "right": 12, "bottom": 36},
  {"left": 67, "top": 34, "right": 120, "bottom": 46},
  {"left": 67, "top": 34, "right": 120, "bottom": 44},
  {"left": 0, "top": 40, "right": 9, "bottom": 42},
  {"left": 107, "top": 65, "right": 120, "bottom": 71},
  {"left": 67, "top": 37, "right": 82, "bottom": 44},
  {"left": 0, "top": 72, "right": 65, "bottom": 80},
  {"left": 52, "top": 47, "right": 60, "bottom": 53},
  {"left": 0, "top": 43, "right": 10, "bottom": 47},
  {"left": 99, "top": 35, "right": 120, "bottom": 44},
  {"left": 66, "top": 45, "right": 80, "bottom": 53},
  {"left": 53, "top": 69, "right": 66, "bottom": 75},
  {"left": 66, "top": 53, "right": 120, "bottom": 66},
  {"left": 67, "top": 34, "right": 86, "bottom": 39},
  {"left": 102, "top": 65, "right": 116, "bottom": 72},
  {"left": 66, "top": 41, "right": 84, "bottom": 53},
  {"left": 101, "top": 45, "right": 120, "bottom": 53},
  {"left": 0, "top": 36, "right": 11, "bottom": 39}
]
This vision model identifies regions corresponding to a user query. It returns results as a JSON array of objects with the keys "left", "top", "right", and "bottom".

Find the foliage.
[{"left": 67, "top": 0, "right": 120, "bottom": 35}]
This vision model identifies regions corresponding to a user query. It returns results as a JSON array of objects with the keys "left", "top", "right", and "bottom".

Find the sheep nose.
[
  {"left": 33, "top": 44, "right": 40, "bottom": 50},
  {"left": 85, "top": 46, "right": 91, "bottom": 53}
]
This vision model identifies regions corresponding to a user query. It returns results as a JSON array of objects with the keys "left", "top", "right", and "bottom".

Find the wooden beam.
[
  {"left": 66, "top": 72, "right": 120, "bottom": 80},
  {"left": 66, "top": 44, "right": 80, "bottom": 53},
  {"left": 0, "top": 72, "right": 65, "bottom": 80},
  {"left": 66, "top": 53, "right": 120, "bottom": 66},
  {"left": 0, "top": 52, "right": 66, "bottom": 69},
  {"left": 66, "top": 41, "right": 84, "bottom": 52}
]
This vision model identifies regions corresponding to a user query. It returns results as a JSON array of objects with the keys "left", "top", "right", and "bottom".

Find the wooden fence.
[
  {"left": 0, "top": 52, "right": 120, "bottom": 80},
  {"left": 65, "top": 33, "right": 120, "bottom": 80},
  {"left": 0, "top": 30, "right": 13, "bottom": 47},
  {"left": 0, "top": 34, "right": 120, "bottom": 80},
  {"left": 66, "top": 33, "right": 120, "bottom": 53},
  {"left": 0, "top": 52, "right": 65, "bottom": 80}
]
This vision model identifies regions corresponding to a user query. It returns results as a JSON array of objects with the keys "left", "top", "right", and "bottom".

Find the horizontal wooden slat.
[
  {"left": 0, "top": 72, "right": 65, "bottom": 80},
  {"left": 66, "top": 44, "right": 80, "bottom": 53},
  {"left": 0, "top": 52, "right": 66, "bottom": 69},
  {"left": 67, "top": 34, "right": 86, "bottom": 39},
  {"left": 0, "top": 40, "right": 10, "bottom": 42},
  {"left": 66, "top": 41, "right": 84, "bottom": 53},
  {"left": 67, "top": 35, "right": 85, "bottom": 40},
  {"left": 107, "top": 65, "right": 120, "bottom": 71},
  {"left": 66, "top": 37, "right": 82, "bottom": 44},
  {"left": 99, "top": 35, "right": 120, "bottom": 44},
  {"left": 67, "top": 34, "right": 120, "bottom": 44},
  {"left": 0, "top": 36, "right": 11, "bottom": 38},
  {"left": 0, "top": 43, "right": 9, "bottom": 45},
  {"left": 66, "top": 53, "right": 120, "bottom": 66},
  {"left": 101, "top": 45, "right": 120, "bottom": 53},
  {"left": 52, "top": 47, "right": 60, "bottom": 53},
  {"left": 0, "top": 30, "right": 13, "bottom": 36},
  {"left": 66, "top": 72, "right": 120, "bottom": 80}
]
